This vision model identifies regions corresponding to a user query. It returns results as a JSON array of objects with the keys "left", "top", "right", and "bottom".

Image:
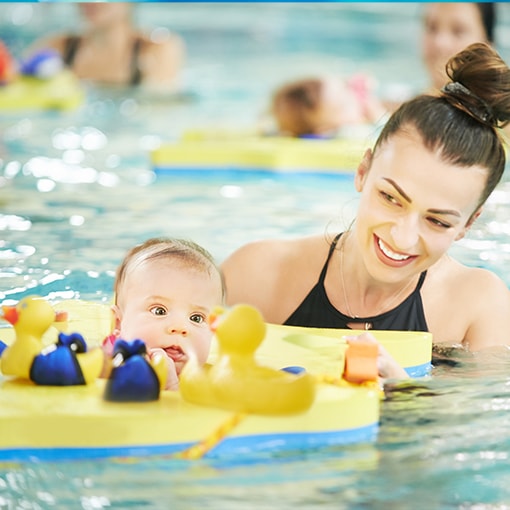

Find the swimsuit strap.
[
  {"left": 318, "top": 233, "right": 342, "bottom": 284},
  {"left": 130, "top": 37, "right": 143, "bottom": 86},
  {"left": 62, "top": 35, "right": 81, "bottom": 67},
  {"left": 415, "top": 269, "right": 427, "bottom": 291}
]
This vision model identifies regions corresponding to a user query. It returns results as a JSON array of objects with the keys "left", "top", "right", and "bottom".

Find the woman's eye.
[
  {"left": 150, "top": 306, "right": 167, "bottom": 316},
  {"left": 428, "top": 218, "right": 451, "bottom": 229},
  {"left": 190, "top": 313, "right": 205, "bottom": 324},
  {"left": 380, "top": 191, "right": 399, "bottom": 205}
]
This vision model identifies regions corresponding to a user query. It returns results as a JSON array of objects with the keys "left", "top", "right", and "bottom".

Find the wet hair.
[
  {"left": 476, "top": 3, "right": 496, "bottom": 43},
  {"left": 114, "top": 237, "right": 224, "bottom": 304},
  {"left": 272, "top": 78, "right": 324, "bottom": 137},
  {"left": 373, "top": 42, "right": 510, "bottom": 213}
]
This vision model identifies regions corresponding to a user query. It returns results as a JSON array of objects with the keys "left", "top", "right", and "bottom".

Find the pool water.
[{"left": 2, "top": 3, "right": 510, "bottom": 508}]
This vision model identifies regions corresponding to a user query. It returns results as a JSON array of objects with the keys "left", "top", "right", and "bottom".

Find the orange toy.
[
  {"left": 343, "top": 340, "right": 379, "bottom": 384},
  {"left": 0, "top": 40, "right": 16, "bottom": 84}
]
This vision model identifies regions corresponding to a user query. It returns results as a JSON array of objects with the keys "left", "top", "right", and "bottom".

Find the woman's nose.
[{"left": 390, "top": 216, "right": 419, "bottom": 251}]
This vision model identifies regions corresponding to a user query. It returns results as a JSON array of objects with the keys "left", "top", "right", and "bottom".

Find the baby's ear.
[
  {"left": 355, "top": 148, "right": 373, "bottom": 192},
  {"left": 110, "top": 304, "right": 122, "bottom": 336}
]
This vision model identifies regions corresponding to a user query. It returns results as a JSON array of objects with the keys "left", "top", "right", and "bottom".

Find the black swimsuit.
[
  {"left": 284, "top": 233, "right": 429, "bottom": 331},
  {"left": 62, "top": 35, "right": 143, "bottom": 86}
]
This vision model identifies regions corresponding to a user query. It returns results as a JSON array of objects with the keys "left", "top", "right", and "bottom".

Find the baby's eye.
[
  {"left": 150, "top": 306, "right": 167, "bottom": 316},
  {"left": 190, "top": 313, "right": 205, "bottom": 324}
]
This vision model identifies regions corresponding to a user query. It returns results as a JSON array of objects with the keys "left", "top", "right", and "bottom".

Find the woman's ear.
[
  {"left": 455, "top": 207, "right": 482, "bottom": 241},
  {"left": 355, "top": 148, "right": 372, "bottom": 192}
]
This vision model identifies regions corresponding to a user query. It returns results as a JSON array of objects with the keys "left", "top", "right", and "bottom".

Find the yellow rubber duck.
[
  {"left": 1, "top": 296, "right": 58, "bottom": 378},
  {"left": 179, "top": 304, "right": 316, "bottom": 415},
  {"left": 1, "top": 296, "right": 103, "bottom": 385}
]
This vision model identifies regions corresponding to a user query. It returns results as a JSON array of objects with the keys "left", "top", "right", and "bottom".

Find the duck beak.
[
  {"left": 208, "top": 306, "right": 225, "bottom": 332},
  {"left": 1, "top": 305, "right": 18, "bottom": 325},
  {"left": 54, "top": 310, "right": 68, "bottom": 323}
]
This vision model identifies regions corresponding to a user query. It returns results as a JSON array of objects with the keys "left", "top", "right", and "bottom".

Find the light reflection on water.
[{"left": 2, "top": 3, "right": 510, "bottom": 509}]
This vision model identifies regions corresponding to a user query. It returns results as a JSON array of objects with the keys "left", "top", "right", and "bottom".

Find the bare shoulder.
[
  {"left": 143, "top": 30, "right": 185, "bottom": 57},
  {"left": 425, "top": 257, "right": 510, "bottom": 349},
  {"left": 140, "top": 31, "right": 185, "bottom": 87},
  {"left": 222, "top": 234, "right": 329, "bottom": 275},
  {"left": 221, "top": 235, "right": 333, "bottom": 323}
]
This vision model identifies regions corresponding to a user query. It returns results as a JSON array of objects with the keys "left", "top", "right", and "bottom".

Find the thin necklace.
[{"left": 339, "top": 233, "right": 416, "bottom": 330}]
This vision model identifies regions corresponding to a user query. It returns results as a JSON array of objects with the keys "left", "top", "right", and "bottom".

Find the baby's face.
[{"left": 114, "top": 259, "right": 223, "bottom": 374}]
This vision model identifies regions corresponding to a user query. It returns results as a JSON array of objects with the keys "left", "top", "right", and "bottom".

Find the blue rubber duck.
[
  {"left": 104, "top": 339, "right": 167, "bottom": 402},
  {"left": 30, "top": 332, "right": 102, "bottom": 386}
]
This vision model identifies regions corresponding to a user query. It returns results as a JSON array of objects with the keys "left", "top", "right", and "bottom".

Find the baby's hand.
[
  {"left": 345, "top": 333, "right": 409, "bottom": 381},
  {"left": 150, "top": 347, "right": 179, "bottom": 391}
]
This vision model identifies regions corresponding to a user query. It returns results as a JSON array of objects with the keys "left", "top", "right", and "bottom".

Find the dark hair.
[
  {"left": 476, "top": 3, "right": 496, "bottom": 43},
  {"left": 374, "top": 42, "right": 510, "bottom": 213},
  {"left": 272, "top": 78, "right": 324, "bottom": 137}
]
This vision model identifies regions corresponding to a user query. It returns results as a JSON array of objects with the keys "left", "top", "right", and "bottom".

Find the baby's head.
[
  {"left": 112, "top": 237, "right": 224, "bottom": 373},
  {"left": 271, "top": 76, "right": 367, "bottom": 137}
]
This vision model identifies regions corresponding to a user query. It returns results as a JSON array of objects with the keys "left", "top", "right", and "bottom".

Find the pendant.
[{"left": 365, "top": 322, "right": 372, "bottom": 331}]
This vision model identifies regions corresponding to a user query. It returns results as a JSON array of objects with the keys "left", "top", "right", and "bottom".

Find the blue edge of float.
[
  {"left": 0, "top": 426, "right": 379, "bottom": 463},
  {"left": 152, "top": 166, "right": 356, "bottom": 181},
  {"left": 0, "top": 362, "right": 430, "bottom": 463}
]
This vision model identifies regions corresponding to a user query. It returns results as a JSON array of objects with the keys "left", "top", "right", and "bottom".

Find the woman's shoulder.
[
  {"left": 224, "top": 234, "right": 330, "bottom": 265},
  {"left": 137, "top": 30, "right": 185, "bottom": 88},
  {"left": 428, "top": 256, "right": 507, "bottom": 295},
  {"left": 221, "top": 234, "right": 334, "bottom": 294},
  {"left": 138, "top": 30, "right": 185, "bottom": 57},
  {"left": 424, "top": 256, "right": 510, "bottom": 347}
]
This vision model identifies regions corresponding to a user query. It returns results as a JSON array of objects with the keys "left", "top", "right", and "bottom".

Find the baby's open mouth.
[{"left": 164, "top": 345, "right": 186, "bottom": 362}]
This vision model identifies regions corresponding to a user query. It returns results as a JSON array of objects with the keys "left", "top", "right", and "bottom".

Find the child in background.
[
  {"left": 270, "top": 75, "right": 387, "bottom": 138},
  {"left": 103, "top": 237, "right": 224, "bottom": 390}
]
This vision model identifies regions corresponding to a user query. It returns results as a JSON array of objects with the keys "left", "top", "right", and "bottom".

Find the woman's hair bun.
[{"left": 442, "top": 42, "right": 510, "bottom": 128}]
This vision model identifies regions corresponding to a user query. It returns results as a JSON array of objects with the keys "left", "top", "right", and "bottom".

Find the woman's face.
[
  {"left": 354, "top": 126, "right": 487, "bottom": 284},
  {"left": 422, "top": 3, "right": 488, "bottom": 90}
]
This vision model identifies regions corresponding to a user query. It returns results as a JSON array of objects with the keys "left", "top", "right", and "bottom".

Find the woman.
[
  {"left": 221, "top": 43, "right": 510, "bottom": 353},
  {"left": 422, "top": 3, "right": 495, "bottom": 92},
  {"left": 30, "top": 3, "right": 185, "bottom": 89}
]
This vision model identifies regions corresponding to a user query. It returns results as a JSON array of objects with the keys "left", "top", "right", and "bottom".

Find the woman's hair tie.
[{"left": 441, "top": 81, "right": 498, "bottom": 128}]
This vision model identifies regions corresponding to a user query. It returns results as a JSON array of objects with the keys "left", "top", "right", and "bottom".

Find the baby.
[
  {"left": 270, "top": 75, "right": 386, "bottom": 138},
  {"left": 103, "top": 237, "right": 224, "bottom": 390}
]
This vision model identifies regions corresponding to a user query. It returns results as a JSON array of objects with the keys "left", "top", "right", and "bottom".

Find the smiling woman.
[{"left": 221, "top": 42, "right": 510, "bottom": 354}]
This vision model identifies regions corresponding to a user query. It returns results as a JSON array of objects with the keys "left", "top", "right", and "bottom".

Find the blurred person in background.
[
  {"left": 422, "top": 3, "right": 495, "bottom": 93},
  {"left": 29, "top": 2, "right": 185, "bottom": 90},
  {"left": 269, "top": 74, "right": 387, "bottom": 138}
]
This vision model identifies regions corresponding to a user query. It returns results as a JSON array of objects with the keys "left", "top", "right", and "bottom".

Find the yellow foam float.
[
  {"left": 0, "top": 299, "right": 432, "bottom": 462},
  {"left": 0, "top": 70, "right": 84, "bottom": 111},
  {"left": 151, "top": 128, "right": 371, "bottom": 175}
]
